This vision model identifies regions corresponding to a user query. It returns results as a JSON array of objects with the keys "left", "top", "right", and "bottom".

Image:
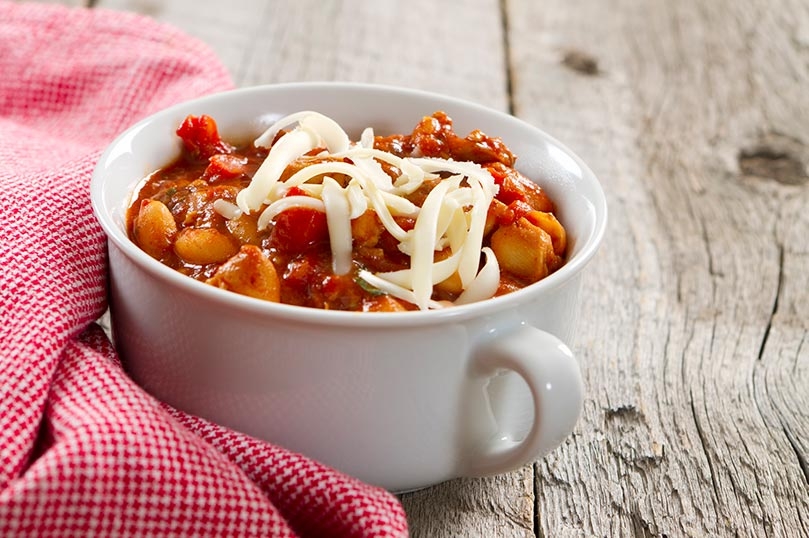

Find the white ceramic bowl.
[{"left": 91, "top": 82, "right": 607, "bottom": 492}]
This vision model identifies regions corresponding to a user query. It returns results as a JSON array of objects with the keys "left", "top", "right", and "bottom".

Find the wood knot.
[
  {"left": 739, "top": 134, "right": 808, "bottom": 185},
  {"left": 562, "top": 49, "right": 600, "bottom": 76},
  {"left": 604, "top": 403, "right": 642, "bottom": 421}
]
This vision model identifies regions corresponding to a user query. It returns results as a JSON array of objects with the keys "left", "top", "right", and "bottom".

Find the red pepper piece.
[
  {"left": 269, "top": 207, "right": 329, "bottom": 253},
  {"left": 284, "top": 186, "right": 308, "bottom": 198},
  {"left": 490, "top": 163, "right": 555, "bottom": 212},
  {"left": 176, "top": 115, "right": 234, "bottom": 160},
  {"left": 495, "top": 200, "right": 534, "bottom": 227}
]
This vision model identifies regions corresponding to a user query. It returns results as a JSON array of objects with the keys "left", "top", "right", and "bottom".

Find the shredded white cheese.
[
  {"left": 237, "top": 129, "right": 319, "bottom": 213},
  {"left": 227, "top": 111, "right": 501, "bottom": 309},
  {"left": 454, "top": 247, "right": 500, "bottom": 305},
  {"left": 321, "top": 177, "right": 353, "bottom": 275},
  {"left": 257, "top": 196, "right": 326, "bottom": 230},
  {"left": 212, "top": 199, "right": 242, "bottom": 220}
]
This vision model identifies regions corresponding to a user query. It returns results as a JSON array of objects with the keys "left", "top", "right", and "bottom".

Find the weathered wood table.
[{"left": 22, "top": 0, "right": 809, "bottom": 535}]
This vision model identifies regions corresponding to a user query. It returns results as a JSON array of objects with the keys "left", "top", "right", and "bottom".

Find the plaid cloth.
[{"left": 0, "top": 2, "right": 408, "bottom": 536}]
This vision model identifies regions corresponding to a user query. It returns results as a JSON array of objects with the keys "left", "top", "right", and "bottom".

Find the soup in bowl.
[{"left": 91, "top": 82, "right": 607, "bottom": 492}]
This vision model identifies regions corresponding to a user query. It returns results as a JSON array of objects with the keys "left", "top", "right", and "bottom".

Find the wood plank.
[
  {"left": 507, "top": 0, "right": 809, "bottom": 535},
  {"left": 96, "top": 0, "right": 266, "bottom": 75},
  {"left": 22, "top": 0, "right": 809, "bottom": 535},
  {"left": 403, "top": 472, "right": 534, "bottom": 538},
  {"left": 96, "top": 0, "right": 509, "bottom": 111},
  {"left": 92, "top": 1, "right": 531, "bottom": 536}
]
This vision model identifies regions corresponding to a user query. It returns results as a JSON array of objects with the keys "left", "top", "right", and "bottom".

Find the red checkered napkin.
[{"left": 0, "top": 2, "right": 408, "bottom": 536}]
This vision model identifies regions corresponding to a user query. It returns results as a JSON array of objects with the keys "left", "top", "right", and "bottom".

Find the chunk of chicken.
[{"left": 490, "top": 217, "right": 556, "bottom": 281}]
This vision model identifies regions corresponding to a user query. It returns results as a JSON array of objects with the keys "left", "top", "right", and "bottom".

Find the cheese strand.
[{"left": 233, "top": 111, "right": 502, "bottom": 309}]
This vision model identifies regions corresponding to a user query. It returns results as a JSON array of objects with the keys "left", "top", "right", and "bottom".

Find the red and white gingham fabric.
[{"left": 0, "top": 2, "right": 408, "bottom": 536}]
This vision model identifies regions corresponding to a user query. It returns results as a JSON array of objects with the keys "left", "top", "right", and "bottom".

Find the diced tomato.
[
  {"left": 494, "top": 200, "right": 533, "bottom": 227},
  {"left": 284, "top": 186, "right": 308, "bottom": 198},
  {"left": 488, "top": 165, "right": 507, "bottom": 185},
  {"left": 489, "top": 162, "right": 555, "bottom": 212},
  {"left": 269, "top": 207, "right": 329, "bottom": 253},
  {"left": 176, "top": 115, "right": 234, "bottom": 160},
  {"left": 495, "top": 171, "right": 528, "bottom": 205},
  {"left": 203, "top": 154, "right": 248, "bottom": 182},
  {"left": 488, "top": 162, "right": 522, "bottom": 205}
]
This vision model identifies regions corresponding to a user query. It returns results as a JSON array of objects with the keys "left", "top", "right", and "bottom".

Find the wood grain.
[
  {"left": 97, "top": 0, "right": 509, "bottom": 111},
  {"left": 507, "top": 0, "right": 809, "bottom": 535},
  {"left": 21, "top": 0, "right": 809, "bottom": 535}
]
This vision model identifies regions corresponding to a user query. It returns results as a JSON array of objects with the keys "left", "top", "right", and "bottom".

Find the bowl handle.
[{"left": 464, "top": 325, "right": 583, "bottom": 476}]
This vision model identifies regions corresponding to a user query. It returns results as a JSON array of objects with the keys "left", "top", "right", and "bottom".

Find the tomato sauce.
[{"left": 127, "top": 112, "right": 567, "bottom": 311}]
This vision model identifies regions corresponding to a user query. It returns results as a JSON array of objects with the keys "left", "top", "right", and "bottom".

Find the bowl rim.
[{"left": 91, "top": 81, "right": 607, "bottom": 328}]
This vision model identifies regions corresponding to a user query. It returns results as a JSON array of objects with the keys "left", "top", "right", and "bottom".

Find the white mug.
[{"left": 91, "top": 83, "right": 607, "bottom": 492}]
